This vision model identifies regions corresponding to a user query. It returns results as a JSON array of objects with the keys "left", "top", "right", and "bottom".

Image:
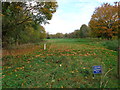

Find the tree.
[
  {"left": 46, "top": 32, "right": 50, "bottom": 39},
  {"left": 89, "top": 2, "right": 118, "bottom": 39},
  {"left": 39, "top": 26, "right": 46, "bottom": 39},
  {"left": 55, "top": 33, "right": 64, "bottom": 38},
  {"left": 80, "top": 24, "right": 90, "bottom": 38},
  {"left": 64, "top": 33, "right": 68, "bottom": 38},
  {"left": 2, "top": 1, "right": 58, "bottom": 47},
  {"left": 73, "top": 30, "right": 80, "bottom": 38}
]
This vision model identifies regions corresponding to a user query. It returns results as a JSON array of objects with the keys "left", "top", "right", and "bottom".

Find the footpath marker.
[
  {"left": 93, "top": 66, "right": 102, "bottom": 74},
  {"left": 92, "top": 66, "right": 102, "bottom": 79},
  {"left": 44, "top": 43, "right": 46, "bottom": 50}
]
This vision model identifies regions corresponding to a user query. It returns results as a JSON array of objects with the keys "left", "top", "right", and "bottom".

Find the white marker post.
[{"left": 44, "top": 43, "right": 46, "bottom": 50}]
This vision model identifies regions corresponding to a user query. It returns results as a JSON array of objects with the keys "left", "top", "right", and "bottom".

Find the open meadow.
[{"left": 2, "top": 38, "right": 118, "bottom": 88}]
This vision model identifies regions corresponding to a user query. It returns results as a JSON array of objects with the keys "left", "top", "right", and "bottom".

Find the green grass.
[
  {"left": 102, "top": 40, "right": 118, "bottom": 51},
  {"left": 2, "top": 38, "right": 118, "bottom": 88}
]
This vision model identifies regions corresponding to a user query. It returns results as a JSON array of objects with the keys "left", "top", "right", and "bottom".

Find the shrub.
[{"left": 102, "top": 40, "right": 118, "bottom": 51}]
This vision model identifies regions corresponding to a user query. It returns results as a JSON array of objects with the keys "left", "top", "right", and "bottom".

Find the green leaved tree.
[
  {"left": 80, "top": 24, "right": 90, "bottom": 38},
  {"left": 2, "top": 1, "right": 58, "bottom": 47}
]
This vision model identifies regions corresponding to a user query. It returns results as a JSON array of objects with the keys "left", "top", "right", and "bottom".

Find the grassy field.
[{"left": 2, "top": 38, "right": 118, "bottom": 88}]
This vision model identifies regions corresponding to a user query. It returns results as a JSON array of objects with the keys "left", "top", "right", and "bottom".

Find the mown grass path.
[{"left": 2, "top": 39, "right": 118, "bottom": 88}]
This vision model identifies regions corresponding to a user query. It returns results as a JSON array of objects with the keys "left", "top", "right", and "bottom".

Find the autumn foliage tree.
[{"left": 89, "top": 2, "right": 118, "bottom": 39}]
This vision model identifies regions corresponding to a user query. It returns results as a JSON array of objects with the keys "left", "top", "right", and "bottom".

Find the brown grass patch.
[{"left": 2, "top": 45, "right": 41, "bottom": 56}]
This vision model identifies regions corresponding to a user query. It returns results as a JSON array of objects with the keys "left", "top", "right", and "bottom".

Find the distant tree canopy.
[
  {"left": 63, "top": 24, "right": 90, "bottom": 38},
  {"left": 2, "top": 1, "right": 58, "bottom": 47},
  {"left": 79, "top": 24, "right": 90, "bottom": 38},
  {"left": 89, "top": 2, "right": 118, "bottom": 39},
  {"left": 47, "top": 23, "right": 90, "bottom": 39},
  {"left": 47, "top": 33, "right": 64, "bottom": 39},
  {"left": 64, "top": 30, "right": 80, "bottom": 38}
]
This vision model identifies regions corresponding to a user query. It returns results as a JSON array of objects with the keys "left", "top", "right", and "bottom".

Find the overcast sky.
[{"left": 43, "top": 0, "right": 119, "bottom": 34}]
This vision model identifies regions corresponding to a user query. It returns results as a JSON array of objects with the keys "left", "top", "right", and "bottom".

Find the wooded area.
[{"left": 2, "top": 1, "right": 58, "bottom": 48}]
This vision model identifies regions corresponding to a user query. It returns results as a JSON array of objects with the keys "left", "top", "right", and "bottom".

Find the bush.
[
  {"left": 112, "top": 36, "right": 118, "bottom": 40},
  {"left": 102, "top": 40, "right": 118, "bottom": 51}
]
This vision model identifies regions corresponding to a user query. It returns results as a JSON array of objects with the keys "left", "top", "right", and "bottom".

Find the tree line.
[
  {"left": 1, "top": 1, "right": 119, "bottom": 48},
  {"left": 46, "top": 24, "right": 90, "bottom": 39}
]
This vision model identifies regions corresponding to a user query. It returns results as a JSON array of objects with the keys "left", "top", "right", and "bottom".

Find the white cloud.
[
  {"left": 43, "top": 0, "right": 119, "bottom": 34},
  {"left": 44, "top": 2, "right": 97, "bottom": 34},
  {"left": 44, "top": 14, "right": 81, "bottom": 34}
]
